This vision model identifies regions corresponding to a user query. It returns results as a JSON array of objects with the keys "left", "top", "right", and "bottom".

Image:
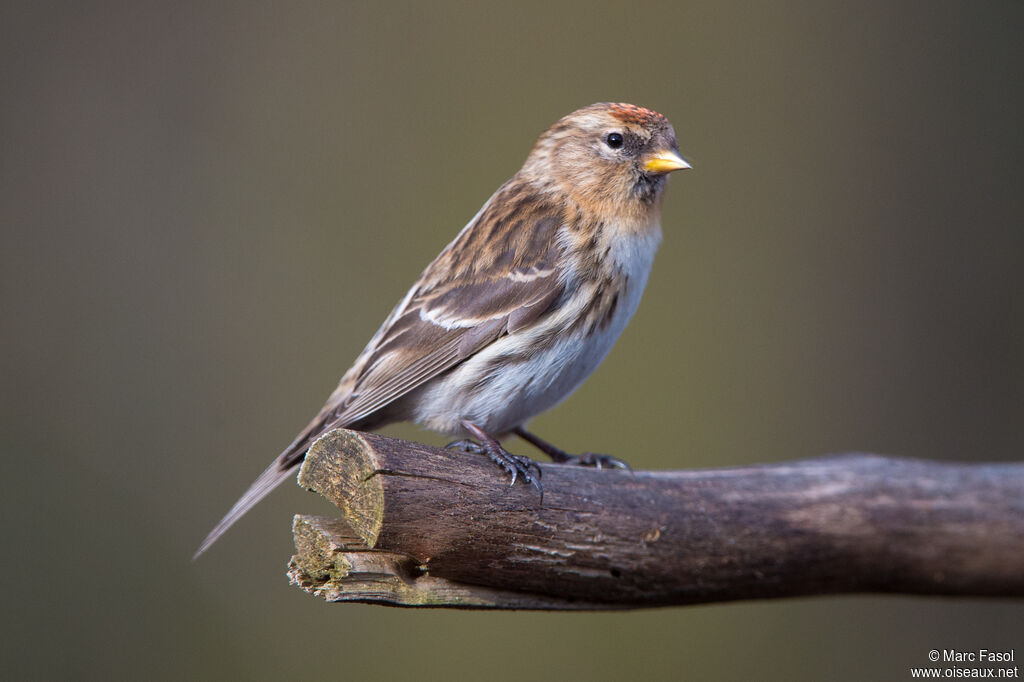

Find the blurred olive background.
[{"left": 2, "top": 2, "right": 1022, "bottom": 680}]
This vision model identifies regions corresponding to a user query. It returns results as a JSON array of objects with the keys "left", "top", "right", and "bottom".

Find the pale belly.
[{"left": 409, "top": 231, "right": 658, "bottom": 437}]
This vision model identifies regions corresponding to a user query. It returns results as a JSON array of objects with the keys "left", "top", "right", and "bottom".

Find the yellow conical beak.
[{"left": 642, "top": 149, "right": 691, "bottom": 174}]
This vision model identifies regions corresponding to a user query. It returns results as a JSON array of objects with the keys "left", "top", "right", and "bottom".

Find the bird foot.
[
  {"left": 446, "top": 439, "right": 485, "bottom": 455},
  {"left": 488, "top": 449, "right": 543, "bottom": 490},
  {"left": 451, "top": 422, "right": 543, "bottom": 496},
  {"left": 559, "top": 452, "right": 633, "bottom": 473},
  {"left": 512, "top": 427, "right": 632, "bottom": 474}
]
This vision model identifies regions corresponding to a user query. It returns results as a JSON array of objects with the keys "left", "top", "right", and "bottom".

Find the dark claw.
[
  {"left": 511, "top": 454, "right": 542, "bottom": 482},
  {"left": 503, "top": 454, "right": 541, "bottom": 481},
  {"left": 446, "top": 439, "right": 485, "bottom": 455},
  {"left": 486, "top": 450, "right": 543, "bottom": 498},
  {"left": 572, "top": 452, "right": 634, "bottom": 474},
  {"left": 457, "top": 420, "right": 543, "bottom": 500}
]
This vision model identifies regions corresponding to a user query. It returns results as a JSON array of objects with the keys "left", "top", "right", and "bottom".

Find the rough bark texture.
[{"left": 286, "top": 429, "right": 1024, "bottom": 609}]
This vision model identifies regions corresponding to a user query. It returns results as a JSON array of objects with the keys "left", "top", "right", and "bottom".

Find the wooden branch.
[{"left": 286, "top": 429, "right": 1024, "bottom": 609}]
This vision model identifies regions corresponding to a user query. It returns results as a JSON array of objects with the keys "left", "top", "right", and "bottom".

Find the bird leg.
[
  {"left": 513, "top": 427, "right": 632, "bottom": 472},
  {"left": 449, "top": 420, "right": 543, "bottom": 494}
]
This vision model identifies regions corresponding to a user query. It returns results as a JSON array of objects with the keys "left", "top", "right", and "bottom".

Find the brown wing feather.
[{"left": 331, "top": 189, "right": 565, "bottom": 425}]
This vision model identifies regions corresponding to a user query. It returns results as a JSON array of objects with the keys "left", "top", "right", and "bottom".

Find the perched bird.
[{"left": 195, "top": 102, "right": 689, "bottom": 558}]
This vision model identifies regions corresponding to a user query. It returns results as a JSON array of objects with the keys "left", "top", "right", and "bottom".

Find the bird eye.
[{"left": 605, "top": 132, "right": 624, "bottom": 149}]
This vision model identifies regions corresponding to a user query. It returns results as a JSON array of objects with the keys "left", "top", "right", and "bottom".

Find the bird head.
[{"left": 523, "top": 102, "right": 690, "bottom": 222}]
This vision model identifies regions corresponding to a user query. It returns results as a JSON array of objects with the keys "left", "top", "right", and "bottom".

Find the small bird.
[{"left": 195, "top": 102, "right": 689, "bottom": 558}]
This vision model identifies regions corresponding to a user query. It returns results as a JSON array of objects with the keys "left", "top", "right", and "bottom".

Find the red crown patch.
[{"left": 608, "top": 103, "right": 665, "bottom": 126}]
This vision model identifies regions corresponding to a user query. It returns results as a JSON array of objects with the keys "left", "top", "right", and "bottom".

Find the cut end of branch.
[{"left": 297, "top": 429, "right": 385, "bottom": 547}]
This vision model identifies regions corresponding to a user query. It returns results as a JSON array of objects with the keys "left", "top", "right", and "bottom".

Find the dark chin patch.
[{"left": 633, "top": 172, "right": 665, "bottom": 204}]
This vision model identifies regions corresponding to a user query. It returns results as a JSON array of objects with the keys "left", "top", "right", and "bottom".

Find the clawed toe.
[
  {"left": 446, "top": 439, "right": 485, "bottom": 455},
  {"left": 510, "top": 454, "right": 543, "bottom": 483},
  {"left": 571, "top": 452, "right": 633, "bottom": 473},
  {"left": 492, "top": 452, "right": 543, "bottom": 492},
  {"left": 454, "top": 421, "right": 543, "bottom": 498}
]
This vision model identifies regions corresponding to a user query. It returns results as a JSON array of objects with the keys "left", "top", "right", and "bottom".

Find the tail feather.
[
  {"left": 192, "top": 460, "right": 299, "bottom": 560},
  {"left": 193, "top": 403, "right": 347, "bottom": 560}
]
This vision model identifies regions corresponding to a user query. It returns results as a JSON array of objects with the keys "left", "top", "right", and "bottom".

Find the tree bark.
[{"left": 286, "top": 429, "right": 1024, "bottom": 609}]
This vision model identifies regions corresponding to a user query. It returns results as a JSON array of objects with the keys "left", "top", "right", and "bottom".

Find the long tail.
[
  {"left": 192, "top": 459, "right": 298, "bottom": 559},
  {"left": 193, "top": 412, "right": 336, "bottom": 559}
]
